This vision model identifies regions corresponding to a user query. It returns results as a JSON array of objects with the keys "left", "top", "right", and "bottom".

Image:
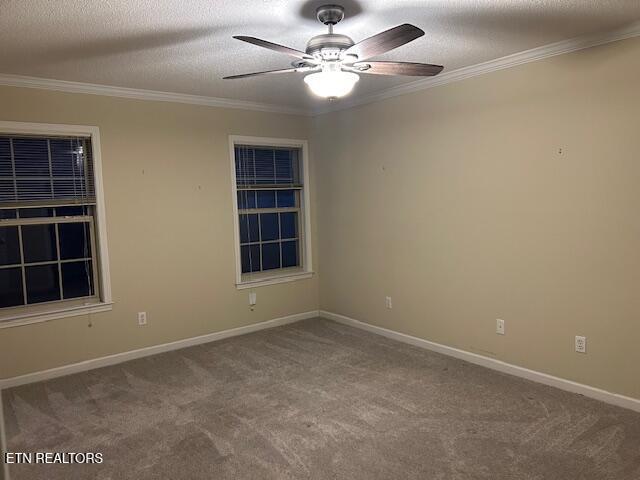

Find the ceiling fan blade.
[
  {"left": 344, "top": 24, "right": 424, "bottom": 61},
  {"left": 233, "top": 36, "right": 311, "bottom": 60},
  {"left": 354, "top": 61, "right": 443, "bottom": 77},
  {"left": 223, "top": 68, "right": 300, "bottom": 80}
]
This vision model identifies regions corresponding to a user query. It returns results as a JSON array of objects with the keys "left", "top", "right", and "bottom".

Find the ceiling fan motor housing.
[
  {"left": 306, "top": 33, "right": 354, "bottom": 58},
  {"left": 306, "top": 4, "right": 354, "bottom": 60}
]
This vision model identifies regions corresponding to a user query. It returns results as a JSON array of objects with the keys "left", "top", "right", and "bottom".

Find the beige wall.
[
  {"left": 314, "top": 36, "right": 640, "bottom": 399},
  {"left": 0, "top": 87, "right": 318, "bottom": 379}
]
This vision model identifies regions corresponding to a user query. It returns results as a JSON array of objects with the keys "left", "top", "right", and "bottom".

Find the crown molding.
[
  {"left": 0, "top": 21, "right": 639, "bottom": 118},
  {"left": 312, "top": 20, "right": 640, "bottom": 116},
  {"left": 0, "top": 73, "right": 308, "bottom": 116}
]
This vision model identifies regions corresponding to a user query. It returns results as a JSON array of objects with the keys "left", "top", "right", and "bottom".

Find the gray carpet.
[{"left": 3, "top": 318, "right": 640, "bottom": 479}]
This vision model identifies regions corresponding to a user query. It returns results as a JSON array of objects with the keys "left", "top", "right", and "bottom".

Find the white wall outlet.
[
  {"left": 496, "top": 319, "right": 505, "bottom": 335},
  {"left": 137, "top": 312, "right": 147, "bottom": 326},
  {"left": 385, "top": 296, "right": 392, "bottom": 309},
  {"left": 249, "top": 292, "right": 257, "bottom": 306},
  {"left": 575, "top": 335, "right": 586, "bottom": 353}
]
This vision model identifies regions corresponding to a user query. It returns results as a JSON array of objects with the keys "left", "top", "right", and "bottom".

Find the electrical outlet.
[
  {"left": 496, "top": 319, "right": 505, "bottom": 335},
  {"left": 575, "top": 336, "right": 586, "bottom": 353},
  {"left": 249, "top": 292, "right": 257, "bottom": 306},
  {"left": 385, "top": 296, "right": 392, "bottom": 309},
  {"left": 137, "top": 312, "right": 147, "bottom": 326}
]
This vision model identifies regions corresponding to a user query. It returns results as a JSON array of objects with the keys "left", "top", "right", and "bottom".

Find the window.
[
  {"left": 230, "top": 136, "right": 312, "bottom": 288},
  {"left": 0, "top": 122, "right": 111, "bottom": 327}
]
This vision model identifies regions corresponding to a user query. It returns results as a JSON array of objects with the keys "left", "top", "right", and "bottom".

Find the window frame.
[
  {"left": 0, "top": 121, "right": 112, "bottom": 328},
  {"left": 229, "top": 135, "right": 313, "bottom": 289}
]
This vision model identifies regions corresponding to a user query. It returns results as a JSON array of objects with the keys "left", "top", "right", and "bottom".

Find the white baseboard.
[
  {"left": 0, "top": 310, "right": 319, "bottom": 390},
  {"left": 320, "top": 310, "right": 640, "bottom": 413}
]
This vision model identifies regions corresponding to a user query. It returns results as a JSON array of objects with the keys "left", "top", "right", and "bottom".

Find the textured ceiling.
[{"left": 1, "top": 0, "right": 639, "bottom": 111}]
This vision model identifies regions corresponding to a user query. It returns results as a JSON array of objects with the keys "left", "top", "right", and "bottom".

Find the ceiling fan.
[{"left": 223, "top": 4, "right": 444, "bottom": 99}]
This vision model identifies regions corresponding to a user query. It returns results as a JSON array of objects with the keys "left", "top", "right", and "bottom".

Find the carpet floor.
[{"left": 3, "top": 318, "right": 640, "bottom": 479}]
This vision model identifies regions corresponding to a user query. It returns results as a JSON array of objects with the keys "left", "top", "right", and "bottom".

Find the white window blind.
[{"left": 0, "top": 136, "right": 95, "bottom": 206}]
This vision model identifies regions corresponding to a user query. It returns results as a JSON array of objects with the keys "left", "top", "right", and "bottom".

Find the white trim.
[
  {"left": 235, "top": 271, "right": 314, "bottom": 289},
  {"left": 89, "top": 126, "right": 113, "bottom": 305},
  {"left": 1, "top": 22, "right": 638, "bottom": 118},
  {"left": 0, "top": 302, "right": 113, "bottom": 329},
  {"left": 0, "top": 389, "right": 9, "bottom": 480},
  {"left": 320, "top": 310, "right": 640, "bottom": 413},
  {"left": 313, "top": 20, "right": 640, "bottom": 115},
  {"left": 0, "top": 73, "right": 307, "bottom": 116},
  {"left": 229, "top": 136, "right": 313, "bottom": 288},
  {"left": 0, "top": 310, "right": 319, "bottom": 390},
  {"left": 0, "top": 121, "right": 113, "bottom": 326}
]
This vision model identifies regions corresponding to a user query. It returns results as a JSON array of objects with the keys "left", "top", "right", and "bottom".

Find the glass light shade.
[{"left": 304, "top": 70, "right": 359, "bottom": 98}]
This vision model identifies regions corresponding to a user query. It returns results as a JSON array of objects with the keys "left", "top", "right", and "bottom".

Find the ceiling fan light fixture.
[
  {"left": 304, "top": 69, "right": 359, "bottom": 99},
  {"left": 225, "top": 5, "right": 443, "bottom": 99}
]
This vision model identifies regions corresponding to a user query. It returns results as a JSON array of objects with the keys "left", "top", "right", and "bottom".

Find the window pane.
[
  {"left": 235, "top": 147, "right": 255, "bottom": 186},
  {"left": 0, "top": 209, "right": 17, "bottom": 220},
  {"left": 276, "top": 190, "right": 296, "bottom": 208},
  {"left": 56, "top": 205, "right": 88, "bottom": 217},
  {"left": 280, "top": 212, "right": 298, "bottom": 239},
  {"left": 239, "top": 214, "right": 259, "bottom": 244},
  {"left": 261, "top": 243, "right": 280, "bottom": 271},
  {"left": 18, "top": 207, "right": 54, "bottom": 218},
  {"left": 50, "top": 138, "right": 76, "bottom": 177},
  {"left": 256, "top": 190, "right": 276, "bottom": 208},
  {"left": 241, "top": 244, "right": 260, "bottom": 273},
  {"left": 13, "top": 138, "right": 50, "bottom": 176},
  {"left": 3, "top": 136, "right": 94, "bottom": 203},
  {"left": 16, "top": 178, "right": 52, "bottom": 200},
  {"left": 260, "top": 213, "right": 279, "bottom": 241},
  {"left": 254, "top": 148, "right": 275, "bottom": 184},
  {"left": 0, "top": 137, "right": 11, "bottom": 177},
  {"left": 54, "top": 177, "right": 92, "bottom": 199},
  {"left": 0, "top": 226, "right": 21, "bottom": 266},
  {"left": 282, "top": 240, "right": 299, "bottom": 268},
  {"left": 237, "top": 191, "right": 256, "bottom": 210},
  {"left": 274, "top": 149, "right": 295, "bottom": 184},
  {"left": 62, "top": 261, "right": 93, "bottom": 299},
  {"left": 25, "top": 264, "right": 60, "bottom": 304},
  {"left": 0, "top": 179, "right": 15, "bottom": 202},
  {"left": 58, "top": 222, "right": 92, "bottom": 260},
  {"left": 22, "top": 224, "right": 57, "bottom": 263},
  {"left": 0, "top": 267, "right": 23, "bottom": 307},
  {"left": 235, "top": 146, "right": 300, "bottom": 187}
]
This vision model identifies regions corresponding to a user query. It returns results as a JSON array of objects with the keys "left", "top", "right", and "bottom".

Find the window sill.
[
  {"left": 0, "top": 302, "right": 113, "bottom": 329},
  {"left": 236, "top": 271, "right": 314, "bottom": 289}
]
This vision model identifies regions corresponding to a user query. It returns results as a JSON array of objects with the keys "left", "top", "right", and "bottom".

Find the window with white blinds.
[
  {"left": 0, "top": 136, "right": 95, "bottom": 205},
  {"left": 231, "top": 137, "right": 312, "bottom": 287},
  {"left": 0, "top": 134, "right": 102, "bottom": 316},
  {"left": 235, "top": 146, "right": 301, "bottom": 187}
]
